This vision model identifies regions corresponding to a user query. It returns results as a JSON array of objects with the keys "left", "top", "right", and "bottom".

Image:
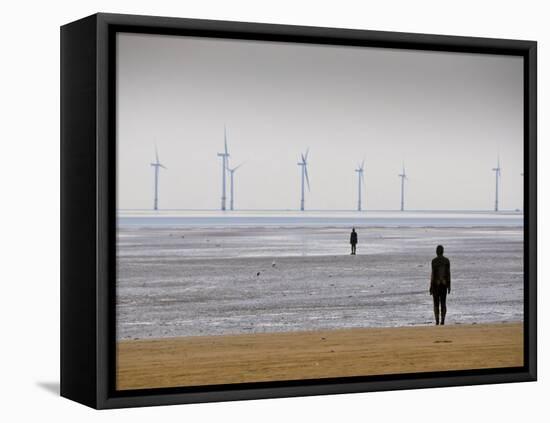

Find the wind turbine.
[
  {"left": 297, "top": 149, "right": 310, "bottom": 211},
  {"left": 492, "top": 155, "right": 502, "bottom": 212},
  {"left": 217, "top": 126, "right": 230, "bottom": 211},
  {"left": 150, "top": 145, "right": 166, "bottom": 211},
  {"left": 355, "top": 160, "right": 365, "bottom": 211},
  {"left": 398, "top": 163, "right": 407, "bottom": 211},
  {"left": 228, "top": 163, "right": 244, "bottom": 211}
]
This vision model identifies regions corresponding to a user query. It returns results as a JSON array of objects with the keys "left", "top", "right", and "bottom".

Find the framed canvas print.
[{"left": 60, "top": 13, "right": 537, "bottom": 409}]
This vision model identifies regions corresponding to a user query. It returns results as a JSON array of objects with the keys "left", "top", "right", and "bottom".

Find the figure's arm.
[
  {"left": 429, "top": 270, "right": 433, "bottom": 295},
  {"left": 447, "top": 260, "right": 451, "bottom": 293}
]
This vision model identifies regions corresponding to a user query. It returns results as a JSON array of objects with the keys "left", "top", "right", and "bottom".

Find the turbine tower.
[
  {"left": 398, "top": 163, "right": 407, "bottom": 211},
  {"left": 492, "top": 156, "right": 502, "bottom": 212},
  {"left": 150, "top": 145, "right": 166, "bottom": 211},
  {"left": 217, "top": 126, "right": 230, "bottom": 211},
  {"left": 355, "top": 160, "right": 365, "bottom": 211},
  {"left": 297, "top": 149, "right": 310, "bottom": 211},
  {"left": 228, "top": 163, "right": 244, "bottom": 211}
]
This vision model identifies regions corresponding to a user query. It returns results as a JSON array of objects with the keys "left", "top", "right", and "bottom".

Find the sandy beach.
[
  {"left": 116, "top": 214, "right": 524, "bottom": 390},
  {"left": 116, "top": 322, "right": 523, "bottom": 390}
]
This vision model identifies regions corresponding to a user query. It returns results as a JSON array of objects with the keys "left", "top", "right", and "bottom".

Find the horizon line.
[{"left": 116, "top": 208, "right": 524, "bottom": 213}]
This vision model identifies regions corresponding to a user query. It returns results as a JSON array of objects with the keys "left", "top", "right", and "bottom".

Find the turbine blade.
[
  {"left": 155, "top": 145, "right": 159, "bottom": 164},
  {"left": 301, "top": 153, "right": 305, "bottom": 163},
  {"left": 304, "top": 166, "right": 310, "bottom": 191},
  {"left": 304, "top": 148, "right": 309, "bottom": 161},
  {"left": 160, "top": 164, "right": 167, "bottom": 170},
  {"left": 224, "top": 125, "right": 229, "bottom": 156},
  {"left": 361, "top": 159, "right": 365, "bottom": 170}
]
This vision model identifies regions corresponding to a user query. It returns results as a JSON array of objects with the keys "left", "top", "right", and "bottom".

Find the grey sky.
[{"left": 116, "top": 32, "right": 523, "bottom": 211}]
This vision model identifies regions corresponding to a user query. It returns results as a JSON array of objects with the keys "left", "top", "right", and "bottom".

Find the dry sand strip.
[{"left": 116, "top": 322, "right": 523, "bottom": 390}]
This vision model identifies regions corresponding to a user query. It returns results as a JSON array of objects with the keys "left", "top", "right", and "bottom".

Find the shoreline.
[{"left": 116, "top": 322, "right": 523, "bottom": 390}]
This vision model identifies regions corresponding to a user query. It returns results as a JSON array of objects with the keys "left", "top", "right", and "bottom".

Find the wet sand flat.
[
  {"left": 117, "top": 225, "right": 523, "bottom": 339},
  {"left": 116, "top": 322, "right": 523, "bottom": 390}
]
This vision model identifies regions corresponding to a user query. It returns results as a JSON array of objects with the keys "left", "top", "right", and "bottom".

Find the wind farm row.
[{"left": 149, "top": 128, "right": 518, "bottom": 213}]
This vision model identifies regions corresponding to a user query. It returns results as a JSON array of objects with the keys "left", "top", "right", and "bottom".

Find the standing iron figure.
[
  {"left": 430, "top": 245, "right": 451, "bottom": 325},
  {"left": 350, "top": 227, "right": 358, "bottom": 255}
]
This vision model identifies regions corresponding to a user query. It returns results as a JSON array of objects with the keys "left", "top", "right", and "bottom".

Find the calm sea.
[{"left": 117, "top": 210, "right": 523, "bottom": 228}]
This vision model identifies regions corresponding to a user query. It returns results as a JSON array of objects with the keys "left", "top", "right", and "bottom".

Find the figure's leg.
[
  {"left": 433, "top": 292, "right": 440, "bottom": 325},
  {"left": 440, "top": 290, "right": 447, "bottom": 325}
]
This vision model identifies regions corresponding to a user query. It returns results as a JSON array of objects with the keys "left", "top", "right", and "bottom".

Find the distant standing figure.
[
  {"left": 350, "top": 227, "right": 358, "bottom": 255},
  {"left": 430, "top": 245, "right": 451, "bottom": 325}
]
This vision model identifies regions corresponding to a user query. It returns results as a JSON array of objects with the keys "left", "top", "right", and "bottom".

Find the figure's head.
[
  {"left": 352, "top": 227, "right": 356, "bottom": 232},
  {"left": 436, "top": 245, "right": 444, "bottom": 256}
]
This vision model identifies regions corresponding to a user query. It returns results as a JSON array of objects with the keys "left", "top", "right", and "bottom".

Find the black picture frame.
[{"left": 60, "top": 12, "right": 537, "bottom": 409}]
